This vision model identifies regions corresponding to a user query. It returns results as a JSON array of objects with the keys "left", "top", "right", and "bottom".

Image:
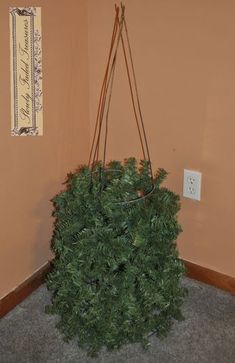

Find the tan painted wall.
[
  {"left": 0, "top": 0, "right": 89, "bottom": 298},
  {"left": 88, "top": 0, "right": 235, "bottom": 277}
]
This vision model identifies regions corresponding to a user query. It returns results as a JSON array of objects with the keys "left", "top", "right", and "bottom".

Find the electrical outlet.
[{"left": 183, "top": 169, "right": 202, "bottom": 201}]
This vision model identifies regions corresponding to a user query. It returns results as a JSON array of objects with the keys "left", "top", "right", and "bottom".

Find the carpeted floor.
[{"left": 0, "top": 277, "right": 234, "bottom": 363}]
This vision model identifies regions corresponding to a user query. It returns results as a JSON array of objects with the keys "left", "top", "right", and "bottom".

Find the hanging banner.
[{"left": 10, "top": 7, "right": 43, "bottom": 136}]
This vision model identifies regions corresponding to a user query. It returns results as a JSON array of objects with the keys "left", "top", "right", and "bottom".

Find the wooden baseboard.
[
  {"left": 1, "top": 259, "right": 234, "bottom": 319},
  {"left": 0, "top": 261, "right": 52, "bottom": 319},
  {"left": 183, "top": 260, "right": 235, "bottom": 295}
]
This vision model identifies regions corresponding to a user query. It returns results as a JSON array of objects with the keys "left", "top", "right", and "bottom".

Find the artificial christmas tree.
[{"left": 46, "top": 5, "right": 186, "bottom": 356}]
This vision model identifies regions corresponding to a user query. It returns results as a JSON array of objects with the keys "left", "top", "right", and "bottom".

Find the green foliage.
[{"left": 46, "top": 157, "right": 186, "bottom": 356}]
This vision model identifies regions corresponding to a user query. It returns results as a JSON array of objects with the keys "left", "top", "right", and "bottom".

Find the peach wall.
[
  {"left": 88, "top": 0, "right": 235, "bottom": 277},
  {"left": 0, "top": 0, "right": 89, "bottom": 298}
]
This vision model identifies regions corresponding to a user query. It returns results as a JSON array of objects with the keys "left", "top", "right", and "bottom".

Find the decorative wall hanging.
[{"left": 10, "top": 7, "right": 43, "bottom": 136}]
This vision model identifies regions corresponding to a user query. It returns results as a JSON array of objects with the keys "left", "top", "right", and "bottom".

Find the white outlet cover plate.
[{"left": 183, "top": 169, "right": 202, "bottom": 201}]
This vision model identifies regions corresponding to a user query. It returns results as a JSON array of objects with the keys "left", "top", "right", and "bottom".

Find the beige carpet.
[{"left": 0, "top": 278, "right": 235, "bottom": 363}]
